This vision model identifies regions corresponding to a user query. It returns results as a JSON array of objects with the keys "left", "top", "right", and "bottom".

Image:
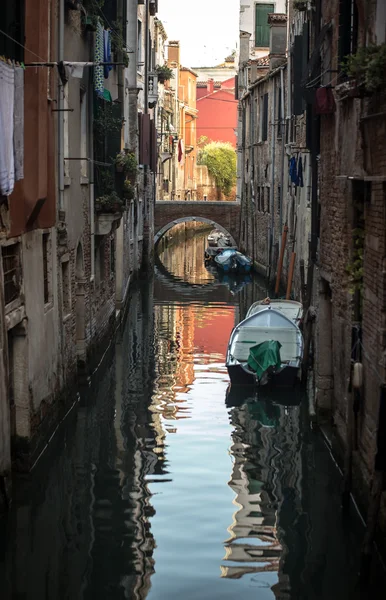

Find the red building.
[{"left": 196, "top": 77, "right": 238, "bottom": 148}]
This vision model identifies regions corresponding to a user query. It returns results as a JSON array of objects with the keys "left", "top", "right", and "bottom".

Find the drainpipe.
[
  {"left": 279, "top": 67, "right": 285, "bottom": 240},
  {"left": 58, "top": 0, "right": 64, "bottom": 212},
  {"left": 89, "top": 76, "right": 95, "bottom": 281},
  {"left": 249, "top": 95, "right": 255, "bottom": 261},
  {"left": 269, "top": 82, "right": 276, "bottom": 281}
]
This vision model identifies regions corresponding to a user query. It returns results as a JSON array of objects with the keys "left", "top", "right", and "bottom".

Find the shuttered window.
[{"left": 255, "top": 3, "right": 274, "bottom": 48}]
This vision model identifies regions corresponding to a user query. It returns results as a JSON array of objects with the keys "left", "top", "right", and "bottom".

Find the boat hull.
[{"left": 227, "top": 363, "right": 301, "bottom": 387}]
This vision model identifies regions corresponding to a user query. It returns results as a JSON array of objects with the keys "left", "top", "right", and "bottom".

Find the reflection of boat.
[
  {"left": 214, "top": 249, "right": 252, "bottom": 273},
  {"left": 226, "top": 299, "right": 303, "bottom": 387},
  {"left": 225, "top": 382, "right": 303, "bottom": 407},
  {"left": 204, "top": 262, "right": 252, "bottom": 294}
]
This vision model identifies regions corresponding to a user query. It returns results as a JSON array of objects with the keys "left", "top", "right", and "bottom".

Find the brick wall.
[
  {"left": 316, "top": 0, "right": 386, "bottom": 548},
  {"left": 155, "top": 201, "right": 241, "bottom": 246}
]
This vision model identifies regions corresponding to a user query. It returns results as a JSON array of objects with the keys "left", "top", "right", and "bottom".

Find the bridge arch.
[
  {"left": 154, "top": 216, "right": 237, "bottom": 247},
  {"left": 154, "top": 200, "right": 240, "bottom": 247}
]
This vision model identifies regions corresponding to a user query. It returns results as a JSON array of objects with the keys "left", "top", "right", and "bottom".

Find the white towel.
[
  {"left": 0, "top": 61, "right": 15, "bottom": 195},
  {"left": 14, "top": 66, "right": 24, "bottom": 181}
]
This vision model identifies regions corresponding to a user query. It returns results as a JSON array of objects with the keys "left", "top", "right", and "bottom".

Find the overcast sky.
[{"left": 157, "top": 0, "right": 239, "bottom": 68}]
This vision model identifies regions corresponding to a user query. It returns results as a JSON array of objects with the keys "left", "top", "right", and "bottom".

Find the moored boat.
[
  {"left": 214, "top": 249, "right": 252, "bottom": 273},
  {"left": 205, "top": 229, "right": 236, "bottom": 261},
  {"left": 226, "top": 299, "right": 303, "bottom": 387}
]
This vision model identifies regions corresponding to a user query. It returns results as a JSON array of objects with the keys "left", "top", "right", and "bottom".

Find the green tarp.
[{"left": 247, "top": 340, "right": 282, "bottom": 380}]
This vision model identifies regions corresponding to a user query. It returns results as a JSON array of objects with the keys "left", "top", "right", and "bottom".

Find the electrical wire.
[{"left": 0, "top": 26, "right": 70, "bottom": 106}]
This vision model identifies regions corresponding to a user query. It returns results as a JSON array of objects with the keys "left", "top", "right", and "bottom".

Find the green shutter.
[{"left": 255, "top": 3, "right": 274, "bottom": 48}]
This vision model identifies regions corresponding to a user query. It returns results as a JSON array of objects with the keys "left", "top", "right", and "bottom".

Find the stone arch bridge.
[{"left": 154, "top": 201, "right": 241, "bottom": 246}]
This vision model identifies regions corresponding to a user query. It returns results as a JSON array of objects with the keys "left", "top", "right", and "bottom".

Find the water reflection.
[{"left": 1, "top": 229, "right": 385, "bottom": 600}]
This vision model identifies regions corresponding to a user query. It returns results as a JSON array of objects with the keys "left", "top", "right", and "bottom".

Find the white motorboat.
[{"left": 226, "top": 299, "right": 303, "bottom": 387}]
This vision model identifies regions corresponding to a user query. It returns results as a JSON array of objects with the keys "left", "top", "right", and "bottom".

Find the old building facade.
[
  {"left": 238, "top": 0, "right": 386, "bottom": 561},
  {"left": 0, "top": 0, "right": 161, "bottom": 502}
]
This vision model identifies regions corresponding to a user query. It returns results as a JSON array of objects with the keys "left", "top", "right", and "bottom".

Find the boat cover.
[{"left": 247, "top": 340, "right": 282, "bottom": 379}]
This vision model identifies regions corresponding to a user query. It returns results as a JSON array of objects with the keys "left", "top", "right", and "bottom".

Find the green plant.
[
  {"left": 346, "top": 227, "right": 364, "bottom": 296},
  {"left": 97, "top": 168, "right": 115, "bottom": 195},
  {"left": 293, "top": 0, "right": 308, "bottom": 10},
  {"left": 155, "top": 64, "right": 174, "bottom": 83},
  {"left": 123, "top": 180, "right": 135, "bottom": 201},
  {"left": 111, "top": 20, "right": 129, "bottom": 67},
  {"left": 95, "top": 191, "right": 123, "bottom": 213},
  {"left": 198, "top": 141, "right": 237, "bottom": 196},
  {"left": 114, "top": 150, "right": 137, "bottom": 178},
  {"left": 342, "top": 44, "right": 386, "bottom": 92},
  {"left": 94, "top": 103, "right": 123, "bottom": 143}
]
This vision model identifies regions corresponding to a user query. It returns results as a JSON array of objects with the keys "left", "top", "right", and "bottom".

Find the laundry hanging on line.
[
  {"left": 94, "top": 22, "right": 105, "bottom": 98},
  {"left": 0, "top": 59, "right": 24, "bottom": 196}
]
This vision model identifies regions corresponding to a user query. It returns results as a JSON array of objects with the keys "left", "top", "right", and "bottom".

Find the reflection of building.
[{"left": 4, "top": 283, "right": 157, "bottom": 600}]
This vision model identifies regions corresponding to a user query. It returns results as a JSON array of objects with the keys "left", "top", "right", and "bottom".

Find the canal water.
[{"left": 0, "top": 228, "right": 384, "bottom": 599}]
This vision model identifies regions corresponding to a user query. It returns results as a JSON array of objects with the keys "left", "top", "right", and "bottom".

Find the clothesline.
[{"left": 24, "top": 61, "right": 130, "bottom": 67}]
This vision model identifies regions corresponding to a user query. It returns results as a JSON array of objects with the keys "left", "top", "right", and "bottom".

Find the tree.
[{"left": 197, "top": 142, "right": 237, "bottom": 196}]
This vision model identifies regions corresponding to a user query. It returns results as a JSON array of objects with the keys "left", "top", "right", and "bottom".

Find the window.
[
  {"left": 0, "top": 1, "right": 24, "bottom": 62},
  {"left": 61, "top": 259, "right": 71, "bottom": 316},
  {"left": 42, "top": 232, "right": 52, "bottom": 305},
  {"left": 277, "top": 185, "right": 281, "bottom": 215},
  {"left": 261, "top": 187, "right": 265, "bottom": 212},
  {"left": 110, "top": 238, "right": 115, "bottom": 275},
  {"left": 255, "top": 3, "right": 274, "bottom": 48},
  {"left": 338, "top": 0, "right": 358, "bottom": 69},
  {"left": 260, "top": 93, "right": 269, "bottom": 142},
  {"left": 137, "top": 20, "right": 143, "bottom": 64},
  {"left": 63, "top": 83, "right": 70, "bottom": 178},
  {"left": 80, "top": 89, "right": 88, "bottom": 179},
  {"left": 277, "top": 87, "right": 282, "bottom": 138},
  {"left": 95, "top": 238, "right": 105, "bottom": 285},
  {"left": 267, "top": 187, "right": 270, "bottom": 213},
  {"left": 2, "top": 243, "right": 21, "bottom": 306}
]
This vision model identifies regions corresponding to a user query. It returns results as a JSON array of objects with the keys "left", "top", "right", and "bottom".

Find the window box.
[{"left": 95, "top": 213, "right": 123, "bottom": 236}]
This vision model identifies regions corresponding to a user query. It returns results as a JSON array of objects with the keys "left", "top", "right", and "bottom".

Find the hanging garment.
[
  {"left": 103, "top": 29, "right": 112, "bottom": 79},
  {"left": 297, "top": 156, "right": 304, "bottom": 188},
  {"left": 94, "top": 22, "right": 104, "bottom": 98},
  {"left": 0, "top": 61, "right": 15, "bottom": 195},
  {"left": 14, "top": 66, "right": 24, "bottom": 181},
  {"left": 289, "top": 156, "right": 298, "bottom": 185},
  {"left": 315, "top": 87, "right": 336, "bottom": 115}
]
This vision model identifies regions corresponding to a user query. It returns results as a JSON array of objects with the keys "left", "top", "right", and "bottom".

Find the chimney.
[
  {"left": 207, "top": 78, "right": 214, "bottom": 94},
  {"left": 168, "top": 40, "right": 180, "bottom": 67},
  {"left": 239, "top": 31, "right": 251, "bottom": 66},
  {"left": 268, "top": 14, "right": 287, "bottom": 69}
]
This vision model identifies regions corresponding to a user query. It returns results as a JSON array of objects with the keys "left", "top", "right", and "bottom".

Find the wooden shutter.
[{"left": 255, "top": 3, "right": 274, "bottom": 48}]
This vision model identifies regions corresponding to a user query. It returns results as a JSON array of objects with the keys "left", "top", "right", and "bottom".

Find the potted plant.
[
  {"left": 342, "top": 43, "right": 386, "bottom": 94},
  {"left": 155, "top": 64, "right": 174, "bottom": 84},
  {"left": 81, "top": 13, "right": 100, "bottom": 32},
  {"left": 114, "top": 150, "right": 137, "bottom": 179},
  {"left": 95, "top": 191, "right": 123, "bottom": 214},
  {"left": 123, "top": 180, "right": 135, "bottom": 201}
]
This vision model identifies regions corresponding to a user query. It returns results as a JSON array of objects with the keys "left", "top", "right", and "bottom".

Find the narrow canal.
[{"left": 0, "top": 227, "right": 384, "bottom": 599}]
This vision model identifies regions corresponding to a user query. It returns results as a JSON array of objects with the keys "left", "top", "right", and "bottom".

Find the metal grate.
[{"left": 2, "top": 244, "right": 21, "bottom": 305}]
